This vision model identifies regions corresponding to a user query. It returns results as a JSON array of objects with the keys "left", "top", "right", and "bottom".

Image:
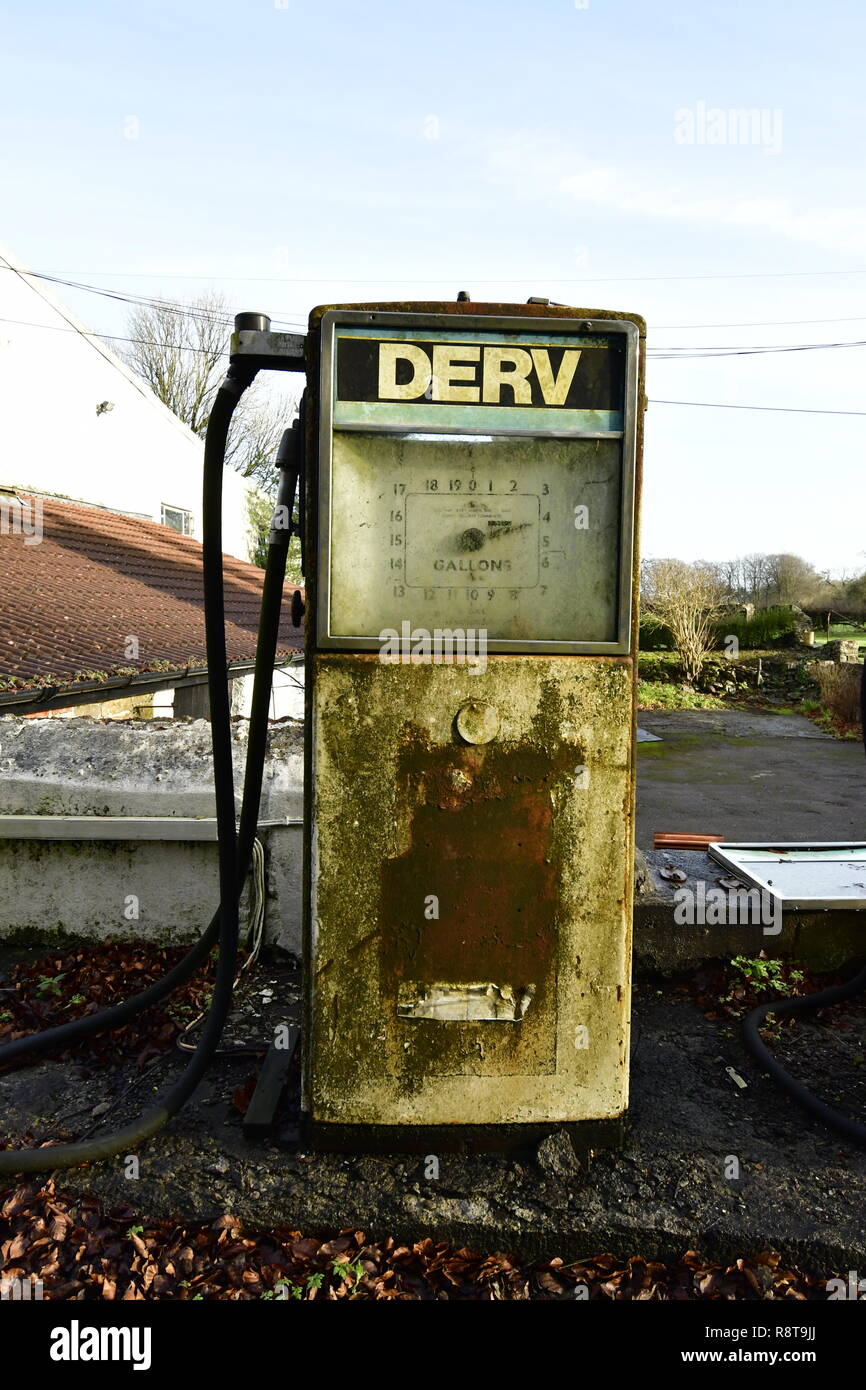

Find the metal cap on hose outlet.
[{"left": 234, "top": 312, "right": 271, "bottom": 333}]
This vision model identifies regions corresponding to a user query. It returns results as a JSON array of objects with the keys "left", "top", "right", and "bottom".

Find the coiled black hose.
[
  {"left": 0, "top": 367, "right": 299, "bottom": 1173},
  {"left": 741, "top": 660, "right": 866, "bottom": 1145}
]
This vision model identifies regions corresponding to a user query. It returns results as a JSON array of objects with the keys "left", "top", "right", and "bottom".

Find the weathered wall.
[{"left": 0, "top": 716, "right": 304, "bottom": 954}]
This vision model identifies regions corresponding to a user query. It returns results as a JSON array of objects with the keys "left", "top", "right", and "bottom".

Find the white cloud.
[
  {"left": 485, "top": 133, "right": 866, "bottom": 257},
  {"left": 556, "top": 164, "right": 866, "bottom": 254}
]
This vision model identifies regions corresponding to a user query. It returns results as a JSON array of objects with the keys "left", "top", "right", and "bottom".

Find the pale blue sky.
[{"left": 2, "top": 0, "right": 865, "bottom": 574}]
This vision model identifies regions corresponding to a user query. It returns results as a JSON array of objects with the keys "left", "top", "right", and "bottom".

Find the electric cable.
[
  {"left": 10, "top": 311, "right": 866, "bottom": 360},
  {"left": 650, "top": 399, "right": 866, "bottom": 416},
  {"left": 0, "top": 260, "right": 308, "bottom": 332},
  {"left": 7, "top": 305, "right": 866, "bottom": 418},
  {"left": 655, "top": 315, "right": 866, "bottom": 330},
  {"left": 8, "top": 258, "right": 866, "bottom": 361},
  {"left": 15, "top": 265, "right": 866, "bottom": 285},
  {"left": 0, "top": 364, "right": 302, "bottom": 1173},
  {"left": 175, "top": 836, "right": 268, "bottom": 1057},
  {"left": 648, "top": 340, "right": 866, "bottom": 359}
]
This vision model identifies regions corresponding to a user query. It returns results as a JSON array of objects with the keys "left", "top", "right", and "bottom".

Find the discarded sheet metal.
[{"left": 709, "top": 842, "right": 866, "bottom": 910}]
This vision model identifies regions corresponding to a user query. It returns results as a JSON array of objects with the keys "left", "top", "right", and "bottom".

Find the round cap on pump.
[{"left": 234, "top": 312, "right": 271, "bottom": 333}]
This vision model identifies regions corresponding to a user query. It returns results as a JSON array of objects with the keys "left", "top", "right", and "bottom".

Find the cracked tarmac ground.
[{"left": 1, "top": 944, "right": 865, "bottom": 1272}]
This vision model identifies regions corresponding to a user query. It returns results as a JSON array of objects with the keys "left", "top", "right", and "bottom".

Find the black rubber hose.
[
  {"left": 242, "top": 413, "right": 303, "bottom": 858},
  {"left": 742, "top": 963, "right": 866, "bottom": 1145},
  {"left": 0, "top": 362, "right": 273, "bottom": 1173},
  {"left": 741, "top": 660, "right": 866, "bottom": 1145}
]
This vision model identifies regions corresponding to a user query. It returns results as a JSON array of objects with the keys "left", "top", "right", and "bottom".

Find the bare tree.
[
  {"left": 740, "top": 552, "right": 772, "bottom": 606},
  {"left": 765, "top": 553, "right": 819, "bottom": 607},
  {"left": 117, "top": 292, "right": 296, "bottom": 490},
  {"left": 715, "top": 556, "right": 745, "bottom": 601},
  {"left": 232, "top": 392, "right": 297, "bottom": 491},
  {"left": 641, "top": 558, "right": 727, "bottom": 683}
]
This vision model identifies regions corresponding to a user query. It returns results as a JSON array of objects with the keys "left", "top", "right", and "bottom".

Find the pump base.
[{"left": 304, "top": 1115, "right": 625, "bottom": 1158}]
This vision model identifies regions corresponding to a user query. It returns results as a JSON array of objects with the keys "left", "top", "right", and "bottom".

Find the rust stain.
[{"left": 379, "top": 730, "right": 576, "bottom": 1080}]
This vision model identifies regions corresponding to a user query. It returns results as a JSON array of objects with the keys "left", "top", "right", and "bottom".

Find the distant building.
[
  {"left": 0, "top": 494, "right": 304, "bottom": 720},
  {"left": 0, "top": 244, "right": 264, "bottom": 562}
]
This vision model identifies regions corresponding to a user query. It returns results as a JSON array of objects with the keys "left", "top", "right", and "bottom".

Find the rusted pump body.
[{"left": 302, "top": 301, "right": 644, "bottom": 1152}]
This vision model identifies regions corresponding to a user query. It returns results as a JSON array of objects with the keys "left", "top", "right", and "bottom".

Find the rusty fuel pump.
[
  {"left": 0, "top": 299, "right": 644, "bottom": 1177},
  {"left": 297, "top": 301, "right": 645, "bottom": 1153}
]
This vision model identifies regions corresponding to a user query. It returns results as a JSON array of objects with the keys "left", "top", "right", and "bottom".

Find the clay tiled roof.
[{"left": 0, "top": 494, "right": 303, "bottom": 687}]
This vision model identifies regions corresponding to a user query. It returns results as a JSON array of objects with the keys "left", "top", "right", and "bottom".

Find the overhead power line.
[
  {"left": 650, "top": 399, "right": 866, "bottom": 416},
  {"left": 6, "top": 310, "right": 866, "bottom": 373},
  {"left": 6, "top": 272, "right": 866, "bottom": 361},
  {"left": 648, "top": 339, "right": 866, "bottom": 359},
  {"left": 654, "top": 314, "right": 866, "bottom": 330},
  {"left": 1, "top": 315, "right": 862, "bottom": 416},
  {"left": 0, "top": 264, "right": 307, "bottom": 332},
  {"left": 0, "top": 314, "right": 231, "bottom": 357},
  {"left": 2, "top": 263, "right": 864, "bottom": 415},
  {"left": 21, "top": 266, "right": 866, "bottom": 285},
  {"left": 6, "top": 264, "right": 866, "bottom": 340}
]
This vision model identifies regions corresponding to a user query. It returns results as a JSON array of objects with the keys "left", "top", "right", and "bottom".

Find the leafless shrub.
[
  {"left": 641, "top": 558, "right": 728, "bottom": 684},
  {"left": 809, "top": 661, "right": 863, "bottom": 725}
]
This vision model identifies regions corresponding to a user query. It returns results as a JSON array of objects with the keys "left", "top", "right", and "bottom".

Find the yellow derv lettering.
[
  {"left": 531, "top": 348, "right": 581, "bottom": 405},
  {"left": 378, "top": 342, "right": 432, "bottom": 400},
  {"left": 431, "top": 344, "right": 480, "bottom": 402},
  {"left": 482, "top": 347, "right": 533, "bottom": 404}
]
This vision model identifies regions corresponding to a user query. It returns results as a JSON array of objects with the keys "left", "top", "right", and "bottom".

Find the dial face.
[{"left": 327, "top": 431, "right": 623, "bottom": 645}]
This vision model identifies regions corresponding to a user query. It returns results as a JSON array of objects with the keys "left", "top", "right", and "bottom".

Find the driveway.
[{"left": 637, "top": 709, "right": 866, "bottom": 851}]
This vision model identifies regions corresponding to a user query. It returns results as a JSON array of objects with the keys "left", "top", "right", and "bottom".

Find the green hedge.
[
  {"left": 639, "top": 606, "right": 799, "bottom": 654},
  {"left": 713, "top": 606, "right": 798, "bottom": 650},
  {"left": 638, "top": 615, "right": 675, "bottom": 650}
]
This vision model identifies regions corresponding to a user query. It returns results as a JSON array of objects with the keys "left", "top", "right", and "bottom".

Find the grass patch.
[
  {"left": 638, "top": 652, "right": 684, "bottom": 682},
  {"left": 798, "top": 697, "right": 863, "bottom": 740},
  {"left": 637, "top": 680, "right": 727, "bottom": 710},
  {"left": 813, "top": 622, "right": 866, "bottom": 647}
]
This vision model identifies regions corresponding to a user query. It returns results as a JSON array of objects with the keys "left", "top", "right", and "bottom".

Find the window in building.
[{"left": 161, "top": 504, "right": 194, "bottom": 536}]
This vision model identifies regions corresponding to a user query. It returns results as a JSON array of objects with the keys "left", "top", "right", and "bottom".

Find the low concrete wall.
[
  {"left": 0, "top": 716, "right": 304, "bottom": 955},
  {"left": 1, "top": 717, "right": 864, "bottom": 973},
  {"left": 635, "top": 848, "right": 866, "bottom": 973}
]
